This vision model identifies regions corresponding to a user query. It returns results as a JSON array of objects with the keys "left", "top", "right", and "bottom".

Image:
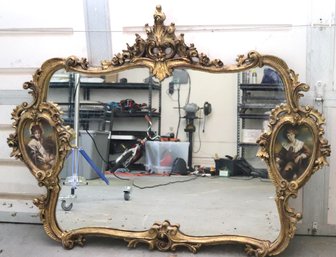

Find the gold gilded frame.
[{"left": 7, "top": 5, "right": 330, "bottom": 257}]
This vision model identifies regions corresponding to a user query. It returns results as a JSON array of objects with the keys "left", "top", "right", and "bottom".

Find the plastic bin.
[
  {"left": 215, "top": 158, "right": 260, "bottom": 177},
  {"left": 145, "top": 141, "right": 189, "bottom": 174},
  {"left": 60, "top": 130, "right": 109, "bottom": 180},
  {"left": 215, "top": 158, "right": 235, "bottom": 176}
]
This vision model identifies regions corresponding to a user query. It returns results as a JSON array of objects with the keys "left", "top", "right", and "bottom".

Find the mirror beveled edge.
[{"left": 7, "top": 5, "right": 330, "bottom": 257}]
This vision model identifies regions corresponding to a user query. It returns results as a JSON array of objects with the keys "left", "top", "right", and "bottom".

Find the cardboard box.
[{"left": 241, "top": 129, "right": 262, "bottom": 143}]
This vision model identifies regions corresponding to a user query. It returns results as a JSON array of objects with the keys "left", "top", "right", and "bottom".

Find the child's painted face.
[
  {"left": 33, "top": 130, "right": 41, "bottom": 140},
  {"left": 286, "top": 131, "right": 295, "bottom": 142}
]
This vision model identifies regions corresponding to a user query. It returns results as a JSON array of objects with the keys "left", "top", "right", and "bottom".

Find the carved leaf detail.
[
  {"left": 126, "top": 220, "right": 201, "bottom": 253},
  {"left": 23, "top": 81, "right": 38, "bottom": 103},
  {"left": 245, "top": 241, "right": 270, "bottom": 257},
  {"left": 256, "top": 132, "right": 270, "bottom": 161},
  {"left": 65, "top": 56, "right": 89, "bottom": 70},
  {"left": 108, "top": 5, "right": 223, "bottom": 81},
  {"left": 236, "top": 51, "right": 261, "bottom": 67},
  {"left": 62, "top": 232, "right": 86, "bottom": 249}
]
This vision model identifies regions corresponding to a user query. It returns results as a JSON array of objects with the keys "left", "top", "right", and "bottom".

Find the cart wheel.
[
  {"left": 124, "top": 191, "right": 130, "bottom": 201},
  {"left": 61, "top": 200, "right": 73, "bottom": 211}
]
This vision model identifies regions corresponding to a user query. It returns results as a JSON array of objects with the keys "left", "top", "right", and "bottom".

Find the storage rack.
[
  {"left": 49, "top": 75, "right": 161, "bottom": 170},
  {"left": 237, "top": 73, "right": 285, "bottom": 170},
  {"left": 49, "top": 79, "right": 161, "bottom": 130}
]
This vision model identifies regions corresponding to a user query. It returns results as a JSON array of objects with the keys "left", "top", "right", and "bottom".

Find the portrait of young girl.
[{"left": 25, "top": 121, "right": 56, "bottom": 170}]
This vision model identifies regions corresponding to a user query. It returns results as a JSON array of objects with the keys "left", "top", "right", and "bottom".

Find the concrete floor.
[
  {"left": 0, "top": 222, "right": 336, "bottom": 257},
  {"left": 57, "top": 175, "right": 280, "bottom": 240},
  {"left": 2, "top": 174, "right": 335, "bottom": 257}
]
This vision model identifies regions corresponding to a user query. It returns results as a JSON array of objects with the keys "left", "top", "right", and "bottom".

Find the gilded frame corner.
[{"left": 7, "top": 5, "right": 330, "bottom": 257}]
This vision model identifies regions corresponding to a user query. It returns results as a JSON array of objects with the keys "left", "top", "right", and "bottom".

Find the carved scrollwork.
[
  {"left": 127, "top": 220, "right": 201, "bottom": 253},
  {"left": 276, "top": 180, "right": 302, "bottom": 238},
  {"left": 7, "top": 132, "right": 21, "bottom": 160},
  {"left": 316, "top": 138, "right": 331, "bottom": 170},
  {"left": 257, "top": 97, "right": 330, "bottom": 187},
  {"left": 255, "top": 67, "right": 330, "bottom": 255},
  {"left": 108, "top": 5, "right": 224, "bottom": 80},
  {"left": 33, "top": 193, "right": 61, "bottom": 242},
  {"left": 62, "top": 232, "right": 86, "bottom": 249},
  {"left": 245, "top": 241, "right": 271, "bottom": 257},
  {"left": 23, "top": 80, "right": 39, "bottom": 104},
  {"left": 236, "top": 51, "right": 262, "bottom": 68},
  {"left": 8, "top": 92, "right": 37, "bottom": 161},
  {"left": 13, "top": 102, "right": 73, "bottom": 185},
  {"left": 257, "top": 104, "right": 290, "bottom": 165},
  {"left": 65, "top": 56, "right": 89, "bottom": 71},
  {"left": 33, "top": 194, "right": 48, "bottom": 212},
  {"left": 289, "top": 70, "right": 310, "bottom": 109}
]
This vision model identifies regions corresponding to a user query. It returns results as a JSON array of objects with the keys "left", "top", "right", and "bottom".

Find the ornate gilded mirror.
[{"left": 7, "top": 6, "right": 330, "bottom": 257}]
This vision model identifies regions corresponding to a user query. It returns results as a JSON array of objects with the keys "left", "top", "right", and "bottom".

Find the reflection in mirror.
[
  {"left": 48, "top": 68, "right": 157, "bottom": 131},
  {"left": 237, "top": 67, "right": 285, "bottom": 173},
  {"left": 47, "top": 66, "right": 285, "bottom": 241}
]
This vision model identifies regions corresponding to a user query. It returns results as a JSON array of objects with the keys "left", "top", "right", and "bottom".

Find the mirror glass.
[{"left": 47, "top": 66, "right": 285, "bottom": 240}]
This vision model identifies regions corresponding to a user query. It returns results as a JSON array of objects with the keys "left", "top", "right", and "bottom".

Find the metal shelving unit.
[
  {"left": 49, "top": 79, "right": 161, "bottom": 131},
  {"left": 237, "top": 75, "right": 285, "bottom": 170},
  {"left": 49, "top": 76, "right": 161, "bottom": 170}
]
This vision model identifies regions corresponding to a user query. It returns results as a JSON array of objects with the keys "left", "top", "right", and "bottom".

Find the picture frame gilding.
[{"left": 7, "top": 5, "right": 330, "bottom": 257}]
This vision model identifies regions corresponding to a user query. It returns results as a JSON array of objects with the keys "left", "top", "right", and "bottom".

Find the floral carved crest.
[{"left": 104, "top": 5, "right": 223, "bottom": 80}]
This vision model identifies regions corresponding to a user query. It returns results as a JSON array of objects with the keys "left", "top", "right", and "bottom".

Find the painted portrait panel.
[
  {"left": 23, "top": 119, "right": 57, "bottom": 170},
  {"left": 274, "top": 124, "right": 313, "bottom": 181}
]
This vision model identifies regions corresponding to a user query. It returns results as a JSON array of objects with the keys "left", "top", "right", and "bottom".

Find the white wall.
[
  {"left": 0, "top": 0, "right": 87, "bottom": 221},
  {"left": 160, "top": 70, "right": 238, "bottom": 166},
  {"left": 109, "top": 0, "right": 311, "bottom": 77}
]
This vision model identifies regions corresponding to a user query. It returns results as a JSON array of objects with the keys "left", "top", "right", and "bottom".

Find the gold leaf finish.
[
  {"left": 126, "top": 220, "right": 202, "bottom": 252},
  {"left": 108, "top": 5, "right": 225, "bottom": 80},
  {"left": 7, "top": 5, "right": 330, "bottom": 257}
]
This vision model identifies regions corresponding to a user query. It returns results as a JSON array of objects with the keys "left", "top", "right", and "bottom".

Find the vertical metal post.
[
  {"left": 73, "top": 73, "right": 81, "bottom": 182},
  {"left": 148, "top": 77, "right": 153, "bottom": 117},
  {"left": 74, "top": 73, "right": 80, "bottom": 148},
  {"left": 237, "top": 72, "right": 241, "bottom": 157},
  {"left": 188, "top": 129, "right": 193, "bottom": 170},
  {"left": 158, "top": 81, "right": 162, "bottom": 134},
  {"left": 64, "top": 73, "right": 88, "bottom": 188}
]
